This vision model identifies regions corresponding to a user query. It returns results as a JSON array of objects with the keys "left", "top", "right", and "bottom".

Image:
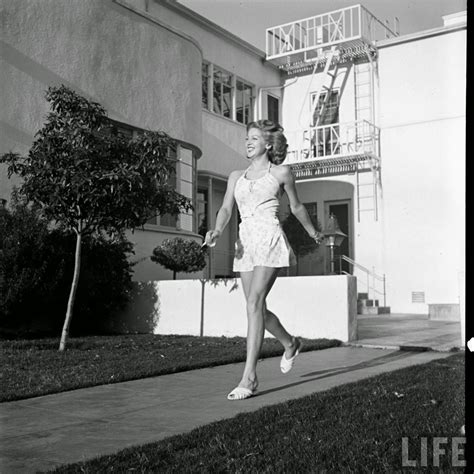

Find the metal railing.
[
  {"left": 336, "top": 254, "right": 386, "bottom": 306},
  {"left": 285, "top": 120, "right": 380, "bottom": 165},
  {"left": 266, "top": 4, "right": 397, "bottom": 61}
]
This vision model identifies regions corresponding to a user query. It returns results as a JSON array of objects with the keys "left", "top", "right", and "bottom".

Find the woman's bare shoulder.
[
  {"left": 226, "top": 169, "right": 246, "bottom": 185},
  {"left": 270, "top": 164, "right": 293, "bottom": 183},
  {"left": 229, "top": 169, "right": 246, "bottom": 180}
]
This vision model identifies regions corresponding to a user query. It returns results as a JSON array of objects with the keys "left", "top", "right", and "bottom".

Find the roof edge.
[
  {"left": 113, "top": 0, "right": 203, "bottom": 56},
  {"left": 376, "top": 22, "right": 466, "bottom": 49},
  {"left": 158, "top": 0, "right": 274, "bottom": 64}
]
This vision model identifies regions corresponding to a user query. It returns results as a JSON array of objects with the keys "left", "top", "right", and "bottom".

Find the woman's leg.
[
  {"left": 235, "top": 266, "right": 280, "bottom": 390},
  {"left": 240, "top": 270, "right": 300, "bottom": 361}
]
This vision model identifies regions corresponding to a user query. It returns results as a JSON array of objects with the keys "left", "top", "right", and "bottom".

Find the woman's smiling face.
[{"left": 245, "top": 128, "right": 268, "bottom": 159}]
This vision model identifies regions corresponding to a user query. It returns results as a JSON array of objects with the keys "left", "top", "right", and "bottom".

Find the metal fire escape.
[{"left": 266, "top": 5, "right": 398, "bottom": 221}]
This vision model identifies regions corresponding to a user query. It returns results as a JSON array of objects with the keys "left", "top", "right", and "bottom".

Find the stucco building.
[{"left": 1, "top": 1, "right": 465, "bottom": 315}]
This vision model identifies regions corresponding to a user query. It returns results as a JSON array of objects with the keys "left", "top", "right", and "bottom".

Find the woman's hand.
[
  {"left": 310, "top": 230, "right": 325, "bottom": 245},
  {"left": 203, "top": 229, "right": 221, "bottom": 248}
]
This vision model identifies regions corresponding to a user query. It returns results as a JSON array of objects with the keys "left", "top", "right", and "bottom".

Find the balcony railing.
[
  {"left": 266, "top": 4, "right": 397, "bottom": 63},
  {"left": 284, "top": 120, "right": 380, "bottom": 165}
]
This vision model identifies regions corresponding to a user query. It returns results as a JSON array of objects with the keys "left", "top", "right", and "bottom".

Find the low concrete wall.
[
  {"left": 117, "top": 275, "right": 357, "bottom": 341},
  {"left": 428, "top": 304, "right": 461, "bottom": 322}
]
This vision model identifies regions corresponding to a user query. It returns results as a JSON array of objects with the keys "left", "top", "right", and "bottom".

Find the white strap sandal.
[
  {"left": 280, "top": 338, "right": 303, "bottom": 374},
  {"left": 227, "top": 386, "right": 257, "bottom": 401}
]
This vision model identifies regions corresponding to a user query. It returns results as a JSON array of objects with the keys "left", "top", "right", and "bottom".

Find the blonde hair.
[{"left": 246, "top": 120, "right": 288, "bottom": 165}]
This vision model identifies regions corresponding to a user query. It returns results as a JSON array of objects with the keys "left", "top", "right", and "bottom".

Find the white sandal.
[
  {"left": 227, "top": 386, "right": 257, "bottom": 401},
  {"left": 280, "top": 338, "right": 303, "bottom": 374}
]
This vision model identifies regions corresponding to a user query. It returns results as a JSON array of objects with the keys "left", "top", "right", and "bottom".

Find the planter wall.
[{"left": 117, "top": 275, "right": 357, "bottom": 342}]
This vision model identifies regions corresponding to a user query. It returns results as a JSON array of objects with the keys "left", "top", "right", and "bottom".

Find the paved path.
[
  {"left": 0, "top": 346, "right": 453, "bottom": 473},
  {"left": 351, "top": 313, "right": 462, "bottom": 351}
]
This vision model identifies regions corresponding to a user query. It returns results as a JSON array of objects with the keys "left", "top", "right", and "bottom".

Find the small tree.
[
  {"left": 282, "top": 212, "right": 322, "bottom": 274},
  {"left": 1, "top": 85, "right": 192, "bottom": 350},
  {"left": 151, "top": 237, "right": 207, "bottom": 279}
]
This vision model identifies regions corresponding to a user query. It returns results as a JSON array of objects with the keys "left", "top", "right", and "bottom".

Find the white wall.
[
  {"left": 147, "top": 275, "right": 357, "bottom": 341},
  {"left": 377, "top": 29, "right": 466, "bottom": 313},
  {"left": 279, "top": 26, "right": 465, "bottom": 313},
  {"left": 0, "top": 0, "right": 205, "bottom": 282}
]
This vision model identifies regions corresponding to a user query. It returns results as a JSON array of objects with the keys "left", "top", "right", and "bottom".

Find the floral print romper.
[{"left": 233, "top": 163, "right": 296, "bottom": 272}]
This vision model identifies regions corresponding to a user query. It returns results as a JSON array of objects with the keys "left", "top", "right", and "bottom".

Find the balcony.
[
  {"left": 284, "top": 120, "right": 380, "bottom": 179},
  {"left": 266, "top": 5, "right": 397, "bottom": 72}
]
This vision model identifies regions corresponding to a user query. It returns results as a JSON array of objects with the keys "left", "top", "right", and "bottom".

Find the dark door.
[{"left": 327, "top": 202, "right": 351, "bottom": 274}]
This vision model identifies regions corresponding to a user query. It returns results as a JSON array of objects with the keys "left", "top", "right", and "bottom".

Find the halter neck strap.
[{"left": 245, "top": 162, "right": 271, "bottom": 178}]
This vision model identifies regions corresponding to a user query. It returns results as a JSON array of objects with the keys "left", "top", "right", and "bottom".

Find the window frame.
[
  {"left": 203, "top": 61, "right": 255, "bottom": 125},
  {"left": 236, "top": 77, "right": 255, "bottom": 125},
  {"left": 213, "top": 65, "right": 234, "bottom": 119}
]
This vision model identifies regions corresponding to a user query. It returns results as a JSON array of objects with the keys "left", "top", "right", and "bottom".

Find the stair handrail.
[{"left": 337, "top": 254, "right": 386, "bottom": 306}]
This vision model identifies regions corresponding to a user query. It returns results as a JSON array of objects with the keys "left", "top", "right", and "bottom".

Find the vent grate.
[{"left": 412, "top": 291, "right": 425, "bottom": 303}]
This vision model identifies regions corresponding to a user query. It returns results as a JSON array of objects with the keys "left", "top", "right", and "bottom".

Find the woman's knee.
[{"left": 246, "top": 294, "right": 265, "bottom": 315}]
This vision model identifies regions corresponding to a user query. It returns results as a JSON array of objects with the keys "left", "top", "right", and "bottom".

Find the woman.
[{"left": 204, "top": 120, "right": 324, "bottom": 401}]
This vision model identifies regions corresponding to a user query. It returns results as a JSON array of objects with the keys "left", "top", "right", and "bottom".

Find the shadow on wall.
[
  {"left": 105, "top": 282, "right": 159, "bottom": 334},
  {"left": 0, "top": 40, "right": 127, "bottom": 122}
]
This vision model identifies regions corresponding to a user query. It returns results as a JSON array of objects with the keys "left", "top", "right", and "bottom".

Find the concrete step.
[
  {"left": 358, "top": 299, "right": 379, "bottom": 307},
  {"left": 357, "top": 304, "right": 391, "bottom": 315}
]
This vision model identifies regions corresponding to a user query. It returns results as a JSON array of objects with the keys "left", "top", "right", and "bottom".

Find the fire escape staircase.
[{"left": 266, "top": 5, "right": 398, "bottom": 221}]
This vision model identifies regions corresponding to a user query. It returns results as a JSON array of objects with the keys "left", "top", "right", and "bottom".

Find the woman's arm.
[
  {"left": 279, "top": 165, "right": 324, "bottom": 244},
  {"left": 204, "top": 170, "right": 241, "bottom": 246}
]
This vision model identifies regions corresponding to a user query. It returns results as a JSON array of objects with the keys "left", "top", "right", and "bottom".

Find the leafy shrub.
[
  {"left": 0, "top": 197, "right": 134, "bottom": 338},
  {"left": 151, "top": 237, "right": 207, "bottom": 279}
]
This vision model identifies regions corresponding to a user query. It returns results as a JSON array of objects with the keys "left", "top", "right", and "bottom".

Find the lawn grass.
[
  {"left": 0, "top": 334, "right": 340, "bottom": 402},
  {"left": 53, "top": 353, "right": 465, "bottom": 473}
]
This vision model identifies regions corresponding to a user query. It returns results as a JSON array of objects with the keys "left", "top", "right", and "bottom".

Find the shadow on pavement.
[{"left": 256, "top": 350, "right": 414, "bottom": 397}]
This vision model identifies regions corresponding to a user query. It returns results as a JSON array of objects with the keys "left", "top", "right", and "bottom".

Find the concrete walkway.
[
  {"left": 0, "top": 346, "right": 453, "bottom": 473},
  {"left": 351, "top": 313, "right": 462, "bottom": 351}
]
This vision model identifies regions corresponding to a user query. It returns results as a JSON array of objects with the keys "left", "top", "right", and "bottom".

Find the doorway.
[{"left": 324, "top": 200, "right": 352, "bottom": 274}]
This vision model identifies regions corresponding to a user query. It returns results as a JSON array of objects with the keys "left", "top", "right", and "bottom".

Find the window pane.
[
  {"left": 197, "top": 189, "right": 208, "bottom": 237},
  {"left": 236, "top": 80, "right": 253, "bottom": 124},
  {"left": 202, "top": 63, "right": 208, "bottom": 109},
  {"left": 213, "top": 70, "right": 222, "bottom": 114},
  {"left": 312, "top": 91, "right": 339, "bottom": 125},
  {"left": 236, "top": 80, "right": 244, "bottom": 123},
  {"left": 243, "top": 85, "right": 253, "bottom": 124},
  {"left": 159, "top": 148, "right": 178, "bottom": 228},
  {"left": 222, "top": 84, "right": 232, "bottom": 118},
  {"left": 179, "top": 147, "right": 194, "bottom": 232}
]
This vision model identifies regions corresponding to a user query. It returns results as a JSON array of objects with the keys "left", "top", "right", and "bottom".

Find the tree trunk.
[
  {"left": 59, "top": 231, "right": 82, "bottom": 351},
  {"left": 173, "top": 270, "right": 176, "bottom": 280}
]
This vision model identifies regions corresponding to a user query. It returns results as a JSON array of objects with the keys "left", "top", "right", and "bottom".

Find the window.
[
  {"left": 311, "top": 90, "right": 339, "bottom": 126},
  {"left": 213, "top": 67, "right": 233, "bottom": 118},
  {"left": 146, "top": 146, "right": 178, "bottom": 228},
  {"left": 202, "top": 62, "right": 209, "bottom": 109},
  {"left": 236, "top": 79, "right": 254, "bottom": 124},
  {"left": 98, "top": 119, "right": 195, "bottom": 231},
  {"left": 267, "top": 95, "right": 279, "bottom": 124},
  {"left": 310, "top": 90, "right": 340, "bottom": 156},
  {"left": 178, "top": 147, "right": 194, "bottom": 232},
  {"left": 197, "top": 188, "right": 208, "bottom": 237},
  {"left": 204, "top": 61, "right": 255, "bottom": 125}
]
